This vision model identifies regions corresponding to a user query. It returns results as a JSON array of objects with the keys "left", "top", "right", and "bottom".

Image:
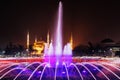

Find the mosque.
[{"left": 26, "top": 31, "right": 73, "bottom": 56}]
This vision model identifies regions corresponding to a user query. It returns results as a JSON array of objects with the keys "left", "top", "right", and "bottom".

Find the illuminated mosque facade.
[{"left": 26, "top": 31, "right": 73, "bottom": 56}]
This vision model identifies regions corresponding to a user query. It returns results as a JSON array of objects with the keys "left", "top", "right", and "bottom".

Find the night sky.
[{"left": 0, "top": 0, "right": 120, "bottom": 48}]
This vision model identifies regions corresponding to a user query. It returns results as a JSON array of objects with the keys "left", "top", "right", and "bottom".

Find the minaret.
[
  {"left": 27, "top": 31, "right": 29, "bottom": 51},
  {"left": 47, "top": 31, "right": 50, "bottom": 45},
  {"left": 35, "top": 36, "right": 37, "bottom": 43},
  {"left": 70, "top": 33, "right": 73, "bottom": 49}
]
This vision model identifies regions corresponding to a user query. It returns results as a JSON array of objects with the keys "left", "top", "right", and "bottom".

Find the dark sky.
[{"left": 0, "top": 0, "right": 120, "bottom": 48}]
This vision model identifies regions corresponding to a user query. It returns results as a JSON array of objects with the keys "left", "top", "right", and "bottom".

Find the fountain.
[
  {"left": 0, "top": 1, "right": 120, "bottom": 80},
  {"left": 44, "top": 1, "right": 72, "bottom": 66}
]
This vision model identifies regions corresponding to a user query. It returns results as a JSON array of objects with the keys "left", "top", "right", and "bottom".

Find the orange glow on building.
[
  {"left": 32, "top": 31, "right": 50, "bottom": 56},
  {"left": 70, "top": 33, "right": 73, "bottom": 49},
  {"left": 32, "top": 40, "right": 45, "bottom": 56},
  {"left": 26, "top": 31, "right": 29, "bottom": 51}
]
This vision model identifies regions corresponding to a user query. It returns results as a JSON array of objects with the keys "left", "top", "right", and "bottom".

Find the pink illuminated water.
[
  {"left": 44, "top": 1, "right": 72, "bottom": 66},
  {"left": 55, "top": 1, "right": 62, "bottom": 56}
]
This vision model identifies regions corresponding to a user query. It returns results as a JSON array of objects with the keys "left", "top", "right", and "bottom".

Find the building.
[
  {"left": 32, "top": 39, "right": 45, "bottom": 56},
  {"left": 95, "top": 38, "right": 120, "bottom": 57},
  {"left": 70, "top": 33, "right": 73, "bottom": 49},
  {"left": 30, "top": 31, "right": 50, "bottom": 56}
]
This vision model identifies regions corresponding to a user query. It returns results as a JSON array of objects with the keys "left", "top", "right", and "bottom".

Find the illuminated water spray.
[
  {"left": 44, "top": 1, "right": 72, "bottom": 66},
  {"left": 55, "top": 1, "right": 63, "bottom": 63}
]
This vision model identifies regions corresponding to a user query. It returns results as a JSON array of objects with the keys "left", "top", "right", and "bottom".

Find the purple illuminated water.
[
  {"left": 44, "top": 1, "right": 72, "bottom": 66},
  {"left": 0, "top": 61, "right": 120, "bottom": 80},
  {"left": 55, "top": 1, "right": 62, "bottom": 56}
]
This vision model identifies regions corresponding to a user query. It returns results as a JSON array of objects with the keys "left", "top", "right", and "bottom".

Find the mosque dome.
[{"left": 101, "top": 38, "right": 114, "bottom": 44}]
